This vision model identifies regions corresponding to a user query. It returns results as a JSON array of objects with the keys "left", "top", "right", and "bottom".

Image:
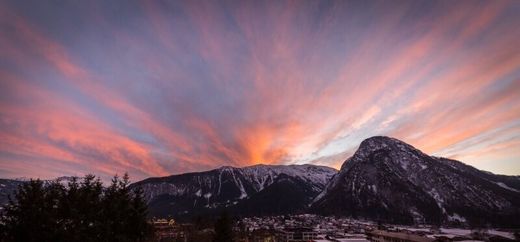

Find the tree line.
[{"left": 0, "top": 174, "right": 153, "bottom": 242}]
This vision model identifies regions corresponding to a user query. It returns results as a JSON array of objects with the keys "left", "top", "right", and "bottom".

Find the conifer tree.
[
  {"left": 0, "top": 174, "right": 153, "bottom": 242},
  {"left": 213, "top": 211, "right": 234, "bottom": 242}
]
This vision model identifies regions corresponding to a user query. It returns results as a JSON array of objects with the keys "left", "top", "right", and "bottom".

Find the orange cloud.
[{"left": 1, "top": 0, "right": 519, "bottom": 179}]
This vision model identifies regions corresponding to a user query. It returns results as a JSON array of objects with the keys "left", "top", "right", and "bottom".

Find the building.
[
  {"left": 151, "top": 219, "right": 196, "bottom": 242},
  {"left": 250, "top": 229, "right": 277, "bottom": 242},
  {"left": 276, "top": 227, "right": 318, "bottom": 242},
  {"left": 367, "top": 230, "right": 436, "bottom": 242},
  {"left": 152, "top": 219, "right": 177, "bottom": 239}
]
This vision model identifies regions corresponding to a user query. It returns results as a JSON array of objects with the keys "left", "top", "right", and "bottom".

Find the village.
[{"left": 152, "top": 214, "right": 519, "bottom": 242}]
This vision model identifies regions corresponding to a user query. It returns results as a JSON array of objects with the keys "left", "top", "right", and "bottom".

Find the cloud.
[
  {"left": 352, "top": 105, "right": 381, "bottom": 129},
  {"left": 1, "top": 0, "right": 519, "bottom": 180}
]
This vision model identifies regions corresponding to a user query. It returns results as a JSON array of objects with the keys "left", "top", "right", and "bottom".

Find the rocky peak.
[
  {"left": 313, "top": 136, "right": 520, "bottom": 227},
  {"left": 341, "top": 136, "right": 426, "bottom": 172}
]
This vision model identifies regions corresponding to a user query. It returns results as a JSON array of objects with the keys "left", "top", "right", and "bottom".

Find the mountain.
[
  {"left": 311, "top": 136, "right": 520, "bottom": 227},
  {"left": 0, "top": 176, "right": 79, "bottom": 208},
  {"left": 3, "top": 136, "right": 519, "bottom": 227},
  {"left": 130, "top": 164, "right": 337, "bottom": 218},
  {"left": 0, "top": 179, "right": 25, "bottom": 206}
]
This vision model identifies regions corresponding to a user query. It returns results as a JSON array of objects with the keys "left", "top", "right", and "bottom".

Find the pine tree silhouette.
[
  {"left": 213, "top": 211, "right": 234, "bottom": 242},
  {"left": 0, "top": 174, "right": 153, "bottom": 242}
]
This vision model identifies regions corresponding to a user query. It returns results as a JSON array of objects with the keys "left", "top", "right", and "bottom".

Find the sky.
[{"left": 0, "top": 0, "right": 519, "bottom": 182}]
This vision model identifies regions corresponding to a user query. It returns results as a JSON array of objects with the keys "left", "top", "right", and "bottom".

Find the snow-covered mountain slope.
[
  {"left": 0, "top": 179, "right": 25, "bottom": 206},
  {"left": 0, "top": 176, "right": 86, "bottom": 207},
  {"left": 130, "top": 164, "right": 337, "bottom": 218},
  {"left": 311, "top": 136, "right": 520, "bottom": 227}
]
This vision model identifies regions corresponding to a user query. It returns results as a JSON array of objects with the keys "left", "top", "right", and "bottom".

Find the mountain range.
[
  {"left": 129, "top": 164, "right": 336, "bottom": 218},
  {"left": 2, "top": 136, "right": 519, "bottom": 227}
]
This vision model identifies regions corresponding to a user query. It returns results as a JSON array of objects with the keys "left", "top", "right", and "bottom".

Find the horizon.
[
  {"left": 3, "top": 135, "right": 519, "bottom": 182},
  {"left": 1, "top": 0, "right": 520, "bottom": 182}
]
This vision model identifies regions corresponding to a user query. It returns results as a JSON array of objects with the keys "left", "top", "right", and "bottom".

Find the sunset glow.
[{"left": 0, "top": 0, "right": 519, "bottom": 181}]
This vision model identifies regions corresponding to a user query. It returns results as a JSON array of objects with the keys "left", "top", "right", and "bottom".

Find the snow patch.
[
  {"left": 230, "top": 169, "right": 248, "bottom": 199},
  {"left": 447, "top": 213, "right": 466, "bottom": 223},
  {"left": 204, "top": 193, "right": 212, "bottom": 204},
  {"left": 440, "top": 228, "right": 470, "bottom": 236},
  {"left": 370, "top": 185, "right": 377, "bottom": 193},
  {"left": 495, "top": 182, "right": 519, "bottom": 192},
  {"left": 427, "top": 188, "right": 446, "bottom": 214},
  {"left": 488, "top": 230, "right": 516, "bottom": 240},
  {"left": 409, "top": 207, "right": 424, "bottom": 223},
  {"left": 217, "top": 170, "right": 223, "bottom": 195}
]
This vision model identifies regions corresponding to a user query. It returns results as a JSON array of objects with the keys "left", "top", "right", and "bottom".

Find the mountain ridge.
[
  {"left": 311, "top": 136, "right": 520, "bottom": 227},
  {"left": 130, "top": 163, "right": 337, "bottom": 218},
  {"left": 2, "top": 136, "right": 520, "bottom": 227}
]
